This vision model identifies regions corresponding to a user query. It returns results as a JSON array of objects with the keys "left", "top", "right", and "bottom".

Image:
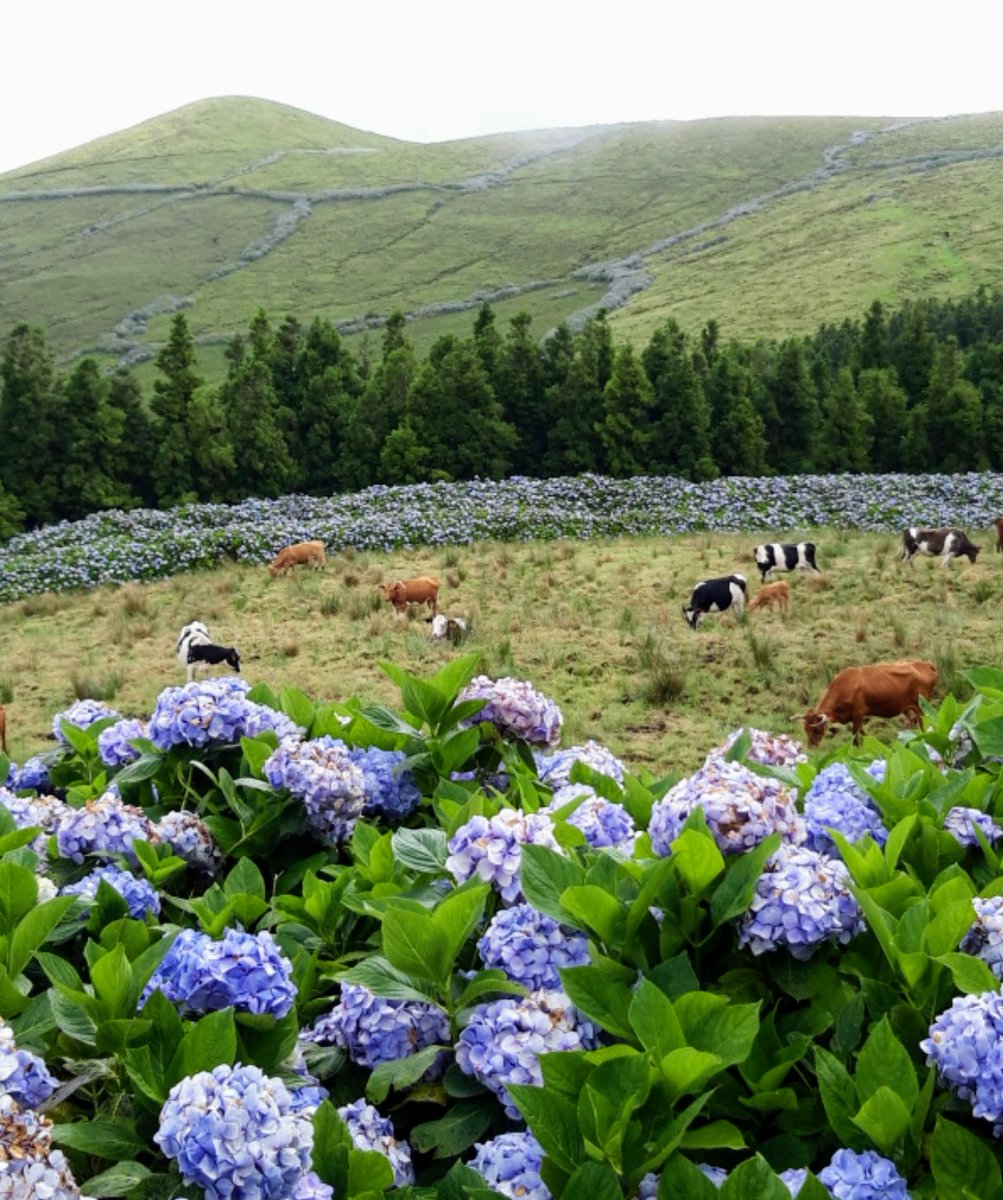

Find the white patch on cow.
[{"left": 729, "top": 581, "right": 746, "bottom": 613}]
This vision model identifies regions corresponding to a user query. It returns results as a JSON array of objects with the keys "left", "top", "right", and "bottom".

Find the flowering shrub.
[
  {"left": 458, "top": 676, "right": 563, "bottom": 746},
  {"left": 476, "top": 903, "right": 590, "bottom": 990},
  {"left": 803, "top": 762, "right": 888, "bottom": 854},
  {"left": 535, "top": 739, "right": 625, "bottom": 788},
  {"left": 96, "top": 716, "right": 149, "bottom": 767},
  {"left": 302, "top": 983, "right": 448, "bottom": 1067},
  {"left": 543, "top": 784, "right": 637, "bottom": 851},
  {"left": 337, "top": 1100, "right": 414, "bottom": 1187},
  {"left": 264, "top": 736, "right": 366, "bottom": 844},
  {"left": 469, "top": 1131, "right": 548, "bottom": 1200},
  {"left": 61, "top": 864, "right": 161, "bottom": 919},
  {"left": 55, "top": 790, "right": 156, "bottom": 863},
  {"left": 52, "top": 698, "right": 119, "bottom": 743},
  {"left": 149, "top": 677, "right": 253, "bottom": 750},
  {"left": 446, "top": 808, "right": 562, "bottom": 902}
]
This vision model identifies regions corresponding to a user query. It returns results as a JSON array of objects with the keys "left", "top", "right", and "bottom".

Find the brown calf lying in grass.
[{"left": 747, "top": 581, "right": 790, "bottom": 613}]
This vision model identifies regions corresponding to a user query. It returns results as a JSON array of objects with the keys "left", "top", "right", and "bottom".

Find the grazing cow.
[
  {"left": 379, "top": 577, "right": 441, "bottom": 616},
  {"left": 176, "top": 622, "right": 241, "bottom": 683},
  {"left": 994, "top": 518, "right": 1003, "bottom": 553},
  {"left": 428, "top": 614, "right": 468, "bottom": 643},
  {"left": 754, "top": 542, "right": 821, "bottom": 581},
  {"left": 793, "top": 659, "right": 938, "bottom": 747},
  {"left": 901, "top": 526, "right": 980, "bottom": 567},
  {"left": 682, "top": 574, "right": 747, "bottom": 630},
  {"left": 747, "top": 580, "right": 790, "bottom": 613},
  {"left": 268, "top": 540, "right": 326, "bottom": 577},
  {"left": 0, "top": 705, "right": 6, "bottom": 756}
]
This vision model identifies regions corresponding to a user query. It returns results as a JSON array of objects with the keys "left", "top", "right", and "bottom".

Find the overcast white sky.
[{"left": 3, "top": 0, "right": 1003, "bottom": 175}]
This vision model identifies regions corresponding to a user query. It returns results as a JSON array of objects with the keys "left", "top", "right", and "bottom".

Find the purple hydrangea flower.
[
  {"left": 0, "top": 1094, "right": 83, "bottom": 1198},
  {"left": 922, "top": 990, "right": 1003, "bottom": 1127},
  {"left": 636, "top": 1173, "right": 660, "bottom": 1200},
  {"left": 61, "top": 865, "right": 161, "bottom": 920},
  {"left": 456, "top": 990, "right": 599, "bottom": 1118},
  {"left": 446, "top": 809, "right": 562, "bottom": 903},
  {"left": 263, "top": 736, "right": 365, "bottom": 845},
  {"left": 7, "top": 756, "right": 51, "bottom": 793},
  {"left": 864, "top": 758, "right": 887, "bottom": 783},
  {"left": 141, "top": 927, "right": 297, "bottom": 1019},
  {"left": 469, "top": 1130, "right": 549, "bottom": 1200},
  {"left": 477, "top": 903, "right": 590, "bottom": 990},
  {"left": 648, "top": 760, "right": 802, "bottom": 858},
  {"left": 301, "top": 983, "right": 448, "bottom": 1067},
  {"left": 458, "top": 676, "right": 563, "bottom": 746},
  {"left": 337, "top": 1099, "right": 414, "bottom": 1187},
  {"left": 149, "top": 678, "right": 253, "bottom": 751},
  {"left": 817, "top": 1148, "right": 910, "bottom": 1199},
  {"left": 243, "top": 702, "right": 305, "bottom": 743},
  {"left": 961, "top": 896, "right": 1003, "bottom": 978},
  {"left": 51, "top": 698, "right": 120, "bottom": 745},
  {"left": 535, "top": 740, "right": 625, "bottom": 789},
  {"left": 350, "top": 747, "right": 422, "bottom": 820},
  {"left": 155, "top": 1063, "right": 313, "bottom": 1200},
  {"left": 779, "top": 1167, "right": 808, "bottom": 1195},
  {"left": 738, "top": 843, "right": 864, "bottom": 959},
  {"left": 803, "top": 763, "right": 887, "bottom": 854},
  {"left": 96, "top": 717, "right": 149, "bottom": 767},
  {"left": 944, "top": 806, "right": 1003, "bottom": 847},
  {"left": 544, "top": 784, "right": 637, "bottom": 852},
  {"left": 0, "top": 1021, "right": 57, "bottom": 1110},
  {"left": 0, "top": 788, "right": 69, "bottom": 854},
  {"left": 155, "top": 810, "right": 223, "bottom": 874},
  {"left": 699, "top": 1163, "right": 728, "bottom": 1187},
  {"left": 707, "top": 727, "right": 807, "bottom": 770},
  {"left": 55, "top": 791, "right": 157, "bottom": 864},
  {"left": 291, "top": 1173, "right": 334, "bottom": 1200}
]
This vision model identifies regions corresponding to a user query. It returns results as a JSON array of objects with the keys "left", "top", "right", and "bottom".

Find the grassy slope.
[
  {"left": 0, "top": 529, "right": 994, "bottom": 776},
  {"left": 3, "top": 98, "right": 1003, "bottom": 369}
]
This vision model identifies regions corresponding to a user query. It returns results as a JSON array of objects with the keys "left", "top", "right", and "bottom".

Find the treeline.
[{"left": 5, "top": 286, "right": 1003, "bottom": 534}]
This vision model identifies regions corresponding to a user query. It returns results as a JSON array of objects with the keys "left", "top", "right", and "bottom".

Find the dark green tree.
[
  {"left": 378, "top": 420, "right": 431, "bottom": 485},
  {"left": 295, "top": 318, "right": 361, "bottom": 493},
  {"left": 0, "top": 484, "right": 23, "bottom": 540},
  {"left": 107, "top": 371, "right": 157, "bottom": 507},
  {"left": 815, "top": 367, "right": 873, "bottom": 472},
  {"left": 890, "top": 301, "right": 935, "bottom": 408},
  {"left": 706, "top": 348, "right": 767, "bottom": 476},
  {"left": 925, "top": 337, "right": 985, "bottom": 470},
  {"left": 598, "top": 343, "right": 655, "bottom": 477},
  {"left": 643, "top": 318, "right": 716, "bottom": 480},
  {"left": 859, "top": 300, "right": 890, "bottom": 370},
  {"left": 221, "top": 354, "right": 295, "bottom": 499},
  {"left": 341, "top": 316, "right": 417, "bottom": 488},
  {"left": 763, "top": 339, "right": 818, "bottom": 473},
  {"left": 188, "top": 385, "right": 236, "bottom": 500},
  {"left": 858, "top": 368, "right": 908, "bottom": 472},
  {"left": 498, "top": 312, "right": 546, "bottom": 475},
  {"left": 544, "top": 315, "right": 612, "bottom": 476},
  {"left": 151, "top": 313, "right": 203, "bottom": 506},
  {"left": 59, "top": 359, "right": 130, "bottom": 516},
  {"left": 0, "top": 323, "right": 64, "bottom": 525},
  {"left": 473, "top": 303, "right": 504, "bottom": 397}
]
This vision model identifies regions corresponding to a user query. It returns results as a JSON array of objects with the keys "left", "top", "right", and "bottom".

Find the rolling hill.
[{"left": 2, "top": 96, "right": 1003, "bottom": 375}]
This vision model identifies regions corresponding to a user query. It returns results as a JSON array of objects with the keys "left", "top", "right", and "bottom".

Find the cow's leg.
[
  {"left": 941, "top": 552, "right": 953, "bottom": 569},
  {"left": 187, "top": 662, "right": 195, "bottom": 683}
]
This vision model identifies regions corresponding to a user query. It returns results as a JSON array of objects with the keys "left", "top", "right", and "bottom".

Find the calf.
[
  {"left": 268, "top": 540, "right": 326, "bottom": 576},
  {"left": 994, "top": 518, "right": 1003, "bottom": 553},
  {"left": 176, "top": 622, "right": 241, "bottom": 683},
  {"left": 747, "top": 580, "right": 790, "bottom": 613},
  {"left": 754, "top": 542, "right": 821, "bottom": 581},
  {"left": 379, "top": 576, "right": 441, "bottom": 616},
  {"left": 428, "top": 614, "right": 468, "bottom": 643},
  {"left": 682, "top": 574, "right": 747, "bottom": 630},
  {"left": 792, "top": 659, "right": 938, "bottom": 747},
  {"left": 901, "top": 526, "right": 979, "bottom": 567}
]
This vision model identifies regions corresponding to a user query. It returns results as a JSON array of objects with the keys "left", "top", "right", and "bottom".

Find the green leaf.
[
  {"left": 366, "top": 1044, "right": 447, "bottom": 1104},
  {"left": 855, "top": 1017, "right": 918, "bottom": 1109},
  {"left": 7, "top": 895, "right": 75, "bottom": 977},
  {"left": 709, "top": 834, "right": 779, "bottom": 928},
  {"left": 390, "top": 828, "right": 448, "bottom": 873},
  {"left": 79, "top": 1161, "right": 152, "bottom": 1197},
  {"left": 851, "top": 1085, "right": 912, "bottom": 1155},
  {"left": 176, "top": 1008, "right": 237, "bottom": 1081},
  {"left": 560, "top": 965, "right": 636, "bottom": 1040},
  {"left": 659, "top": 1047, "right": 722, "bottom": 1101},
  {"left": 679, "top": 1120, "right": 746, "bottom": 1150},
  {"left": 560, "top": 885, "right": 625, "bottom": 945},
  {"left": 671, "top": 829, "right": 726, "bottom": 893},
  {"left": 814, "top": 1047, "right": 866, "bottom": 1150},
  {"left": 656, "top": 1154, "right": 718, "bottom": 1199},
  {"left": 0, "top": 863, "right": 40, "bottom": 931},
  {"left": 339, "top": 956, "right": 438, "bottom": 1002},
  {"left": 347, "top": 1149, "right": 394, "bottom": 1197},
  {"left": 932, "top": 1115, "right": 1003, "bottom": 1200},
  {"left": 111, "top": 753, "right": 164, "bottom": 786},
  {"left": 454, "top": 968, "right": 525, "bottom": 1011},
  {"left": 629, "top": 977, "right": 685, "bottom": 1061},
  {"left": 562, "top": 1162, "right": 623, "bottom": 1200},
  {"left": 719, "top": 1157, "right": 792, "bottom": 1200},
  {"left": 410, "top": 1100, "right": 494, "bottom": 1158},
  {"left": 49, "top": 990, "right": 97, "bottom": 1046},
  {"left": 224, "top": 856, "right": 266, "bottom": 900},
  {"left": 382, "top": 907, "right": 451, "bottom": 985},
  {"left": 90, "top": 944, "right": 137, "bottom": 1018},
  {"left": 279, "top": 685, "right": 316, "bottom": 731},
  {"left": 51, "top": 1119, "right": 146, "bottom": 1161},
  {"left": 432, "top": 884, "right": 488, "bottom": 964},
  {"left": 936, "top": 952, "right": 1001, "bottom": 995},
  {"left": 519, "top": 843, "right": 585, "bottom": 925},
  {"left": 508, "top": 1085, "right": 584, "bottom": 1173}
]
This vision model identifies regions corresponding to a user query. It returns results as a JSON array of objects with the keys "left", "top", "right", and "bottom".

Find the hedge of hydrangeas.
[
  {"left": 5, "top": 469, "right": 1003, "bottom": 600},
  {"left": 6, "top": 653, "right": 1003, "bottom": 1197}
]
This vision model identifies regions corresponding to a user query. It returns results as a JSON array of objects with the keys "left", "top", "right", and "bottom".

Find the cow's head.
[
  {"left": 967, "top": 545, "right": 981, "bottom": 563},
  {"left": 682, "top": 605, "right": 700, "bottom": 631},
  {"left": 792, "top": 709, "right": 828, "bottom": 747}
]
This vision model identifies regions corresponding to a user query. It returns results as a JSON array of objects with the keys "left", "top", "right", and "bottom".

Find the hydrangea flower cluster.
[
  {"left": 456, "top": 990, "right": 599, "bottom": 1118},
  {"left": 817, "top": 1148, "right": 910, "bottom": 1198},
  {"left": 55, "top": 791, "right": 156, "bottom": 864},
  {"left": 535, "top": 740, "right": 625, "bottom": 789},
  {"left": 476, "top": 903, "right": 590, "bottom": 990},
  {"left": 155, "top": 1063, "right": 314, "bottom": 1200},
  {"left": 243, "top": 701, "right": 305, "bottom": 743},
  {"left": 648, "top": 760, "right": 802, "bottom": 858},
  {"left": 141, "top": 927, "right": 297, "bottom": 1019},
  {"left": 337, "top": 1099, "right": 414, "bottom": 1187},
  {"left": 149, "top": 677, "right": 253, "bottom": 751},
  {"left": 291, "top": 1172, "right": 334, "bottom": 1200},
  {"left": 944, "top": 806, "right": 1003, "bottom": 847},
  {"left": 62, "top": 865, "right": 161, "bottom": 920},
  {"left": 707, "top": 727, "right": 807, "bottom": 770},
  {"left": 350, "top": 746, "right": 422, "bottom": 820},
  {"left": 469, "top": 1131, "right": 549, "bottom": 1200},
  {"left": 5, "top": 755, "right": 51, "bottom": 793},
  {"left": 96, "top": 717, "right": 149, "bottom": 767},
  {"left": 302, "top": 983, "right": 448, "bottom": 1067},
  {"left": 738, "top": 843, "right": 864, "bottom": 959},
  {"left": 778, "top": 1167, "right": 808, "bottom": 1195},
  {"left": 922, "top": 990, "right": 1003, "bottom": 1129},
  {"left": 803, "top": 763, "right": 887, "bottom": 854},
  {"left": 155, "top": 810, "right": 223, "bottom": 873},
  {"left": 864, "top": 758, "right": 887, "bottom": 783},
  {"left": 544, "top": 784, "right": 637, "bottom": 852},
  {"left": 0, "top": 1094, "right": 83, "bottom": 1199},
  {"left": 446, "top": 808, "right": 562, "bottom": 903},
  {"left": 458, "top": 676, "right": 563, "bottom": 746},
  {"left": 961, "top": 896, "right": 1003, "bottom": 978},
  {"left": 51, "top": 698, "right": 119, "bottom": 745},
  {"left": 0, "top": 788, "right": 68, "bottom": 854},
  {"left": 263, "top": 736, "right": 366, "bottom": 844},
  {"left": 0, "top": 1021, "right": 57, "bottom": 1110},
  {"left": 698, "top": 1164, "right": 728, "bottom": 1186}
]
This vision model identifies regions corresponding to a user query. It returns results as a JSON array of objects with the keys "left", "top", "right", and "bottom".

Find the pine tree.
[
  {"left": 858, "top": 368, "right": 908, "bottom": 472},
  {"left": 763, "top": 339, "right": 818, "bottom": 473},
  {"left": 499, "top": 312, "right": 546, "bottom": 475},
  {"left": 341, "top": 321, "right": 417, "bottom": 489},
  {"left": 221, "top": 356, "right": 295, "bottom": 500},
  {"left": 597, "top": 343, "right": 655, "bottom": 477},
  {"left": 544, "top": 316, "right": 613, "bottom": 476},
  {"left": 107, "top": 371, "right": 157, "bottom": 508},
  {"left": 151, "top": 314, "right": 203, "bottom": 506},
  {"left": 188, "top": 385, "right": 236, "bottom": 500},
  {"left": 815, "top": 367, "right": 873, "bottom": 472},
  {"left": 859, "top": 300, "right": 890, "bottom": 370},
  {"left": 643, "top": 319, "right": 716, "bottom": 480},
  {"left": 59, "top": 358, "right": 130, "bottom": 516},
  {"left": 925, "top": 337, "right": 985, "bottom": 470},
  {"left": 0, "top": 323, "right": 64, "bottom": 525},
  {"left": 295, "top": 318, "right": 361, "bottom": 494},
  {"left": 890, "top": 302, "right": 935, "bottom": 407},
  {"left": 706, "top": 348, "right": 767, "bottom": 476}
]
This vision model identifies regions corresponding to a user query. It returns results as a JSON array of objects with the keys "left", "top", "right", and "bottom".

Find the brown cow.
[
  {"left": 793, "top": 659, "right": 938, "bottom": 747},
  {"left": 747, "top": 581, "right": 790, "bottom": 613},
  {"left": 379, "top": 577, "right": 441, "bottom": 616},
  {"left": 901, "top": 526, "right": 979, "bottom": 567},
  {"left": 994, "top": 517, "right": 1003, "bottom": 553},
  {"left": 269, "top": 540, "right": 326, "bottom": 577}
]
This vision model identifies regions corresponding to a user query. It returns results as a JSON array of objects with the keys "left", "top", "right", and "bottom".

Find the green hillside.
[{"left": 2, "top": 97, "right": 1003, "bottom": 372}]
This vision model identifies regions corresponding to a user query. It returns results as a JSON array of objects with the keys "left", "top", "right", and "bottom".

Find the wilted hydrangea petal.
[
  {"left": 0, "top": 1094, "right": 83, "bottom": 1198},
  {"left": 155, "top": 810, "right": 223, "bottom": 873},
  {"left": 706, "top": 727, "right": 807, "bottom": 770}
]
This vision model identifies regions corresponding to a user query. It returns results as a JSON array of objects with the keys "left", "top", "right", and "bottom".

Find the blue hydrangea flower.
[
  {"left": 7, "top": 755, "right": 52, "bottom": 793},
  {"left": 243, "top": 702, "right": 305, "bottom": 743},
  {"left": 779, "top": 1167, "right": 808, "bottom": 1195},
  {"left": 350, "top": 746, "right": 422, "bottom": 820},
  {"left": 0, "top": 788, "right": 69, "bottom": 854},
  {"left": 544, "top": 784, "right": 637, "bottom": 852},
  {"left": 962, "top": 896, "right": 1003, "bottom": 979},
  {"left": 263, "top": 736, "right": 365, "bottom": 845},
  {"left": 62, "top": 865, "right": 161, "bottom": 920},
  {"left": 648, "top": 760, "right": 802, "bottom": 858},
  {"left": 0, "top": 1020, "right": 57, "bottom": 1109},
  {"left": 51, "top": 698, "right": 120, "bottom": 745},
  {"left": 301, "top": 983, "right": 448, "bottom": 1067},
  {"left": 922, "top": 990, "right": 1003, "bottom": 1117},
  {"left": 535, "top": 740, "right": 625, "bottom": 789},
  {"left": 55, "top": 791, "right": 156, "bottom": 864},
  {"left": 458, "top": 676, "right": 563, "bottom": 747},
  {"left": 0, "top": 1094, "right": 82, "bottom": 1198},
  {"left": 155, "top": 1063, "right": 314, "bottom": 1200},
  {"left": 944, "top": 806, "right": 1003, "bottom": 847},
  {"left": 469, "top": 1130, "right": 549, "bottom": 1200},
  {"left": 337, "top": 1099, "right": 414, "bottom": 1187},
  {"left": 738, "top": 843, "right": 864, "bottom": 959},
  {"left": 456, "top": 990, "right": 599, "bottom": 1118},
  {"left": 155, "top": 810, "right": 223, "bottom": 874},
  {"left": 446, "top": 809, "right": 562, "bottom": 903},
  {"left": 803, "top": 763, "right": 887, "bottom": 854},
  {"left": 864, "top": 758, "right": 887, "bottom": 783},
  {"left": 141, "top": 927, "right": 297, "bottom": 1019},
  {"left": 291, "top": 1172, "right": 334, "bottom": 1200},
  {"left": 149, "top": 677, "right": 253, "bottom": 751},
  {"left": 477, "top": 903, "right": 590, "bottom": 990},
  {"left": 96, "top": 717, "right": 149, "bottom": 767},
  {"left": 636, "top": 1173, "right": 660, "bottom": 1199},
  {"left": 817, "top": 1148, "right": 910, "bottom": 1199},
  {"left": 699, "top": 1163, "right": 728, "bottom": 1187},
  {"left": 706, "top": 727, "right": 807, "bottom": 770}
]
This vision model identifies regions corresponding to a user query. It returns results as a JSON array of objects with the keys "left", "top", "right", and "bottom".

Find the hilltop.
[{"left": 2, "top": 97, "right": 1003, "bottom": 371}]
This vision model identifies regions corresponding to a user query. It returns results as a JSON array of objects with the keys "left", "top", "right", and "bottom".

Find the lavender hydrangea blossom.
[
  {"left": 961, "top": 896, "right": 1003, "bottom": 978},
  {"left": 738, "top": 843, "right": 864, "bottom": 959},
  {"left": 778, "top": 1167, "right": 808, "bottom": 1195},
  {"left": 469, "top": 1131, "right": 549, "bottom": 1200},
  {"left": 149, "top": 677, "right": 253, "bottom": 751},
  {"left": 706, "top": 727, "right": 807, "bottom": 770},
  {"left": 456, "top": 990, "right": 599, "bottom": 1118},
  {"left": 544, "top": 784, "right": 637, "bottom": 852},
  {"left": 922, "top": 990, "right": 1003, "bottom": 1129},
  {"left": 535, "top": 740, "right": 625, "bottom": 789},
  {"left": 0, "top": 1094, "right": 83, "bottom": 1199},
  {"left": 51, "top": 698, "right": 120, "bottom": 745},
  {"left": 337, "top": 1099, "right": 414, "bottom": 1186},
  {"left": 96, "top": 717, "right": 149, "bottom": 767},
  {"left": 242, "top": 701, "right": 305, "bottom": 743},
  {"left": 803, "top": 763, "right": 887, "bottom": 854},
  {"left": 155, "top": 1063, "right": 314, "bottom": 1200},
  {"left": 301, "top": 983, "right": 448, "bottom": 1067},
  {"left": 0, "top": 1021, "right": 57, "bottom": 1110},
  {"left": 291, "top": 1173, "right": 334, "bottom": 1200},
  {"left": 476, "top": 903, "right": 590, "bottom": 990},
  {"left": 55, "top": 791, "right": 157, "bottom": 864},
  {"left": 350, "top": 746, "right": 422, "bottom": 820},
  {"left": 263, "top": 736, "right": 366, "bottom": 844},
  {"left": 817, "top": 1148, "right": 910, "bottom": 1199},
  {"left": 155, "top": 810, "right": 223, "bottom": 873},
  {"left": 0, "top": 788, "right": 69, "bottom": 854},
  {"left": 944, "top": 806, "right": 1003, "bottom": 848},
  {"left": 6, "top": 756, "right": 51, "bottom": 793},
  {"left": 61, "top": 865, "right": 161, "bottom": 920},
  {"left": 458, "top": 676, "right": 563, "bottom": 746},
  {"left": 446, "top": 809, "right": 562, "bottom": 903},
  {"left": 698, "top": 1164, "right": 728, "bottom": 1187}
]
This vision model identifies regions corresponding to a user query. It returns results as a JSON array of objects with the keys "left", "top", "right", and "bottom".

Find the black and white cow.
[
  {"left": 682, "top": 575, "right": 747, "bottom": 630},
  {"left": 176, "top": 621, "right": 241, "bottom": 683},
  {"left": 753, "top": 542, "right": 821, "bottom": 581},
  {"left": 901, "top": 526, "right": 980, "bottom": 567}
]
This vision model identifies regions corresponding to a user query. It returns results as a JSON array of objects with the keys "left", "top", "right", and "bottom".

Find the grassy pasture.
[{"left": 0, "top": 529, "right": 997, "bottom": 776}]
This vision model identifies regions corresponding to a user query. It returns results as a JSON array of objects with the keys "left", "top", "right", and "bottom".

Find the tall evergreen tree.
[
  {"left": 0, "top": 323, "right": 64, "bottom": 525},
  {"left": 295, "top": 318, "right": 361, "bottom": 494},
  {"left": 859, "top": 300, "right": 890, "bottom": 370},
  {"left": 815, "top": 367, "right": 872, "bottom": 472},
  {"left": 341, "top": 316, "right": 417, "bottom": 488},
  {"left": 858, "top": 368, "right": 908, "bottom": 472},
  {"left": 890, "top": 301, "right": 935, "bottom": 408},
  {"left": 706, "top": 348, "right": 767, "bottom": 476},
  {"left": 59, "top": 359, "right": 130, "bottom": 516},
  {"left": 221, "top": 354, "right": 295, "bottom": 500},
  {"left": 643, "top": 319, "right": 716, "bottom": 480},
  {"left": 151, "top": 314, "right": 203, "bottom": 506},
  {"left": 597, "top": 343, "right": 655, "bottom": 477},
  {"left": 188, "top": 385, "right": 236, "bottom": 500},
  {"left": 473, "top": 303, "right": 504, "bottom": 397},
  {"left": 763, "top": 339, "right": 818, "bottom": 473},
  {"left": 107, "top": 371, "right": 157, "bottom": 508},
  {"left": 498, "top": 312, "right": 546, "bottom": 475},
  {"left": 543, "top": 317, "right": 609, "bottom": 476},
  {"left": 925, "top": 337, "right": 985, "bottom": 471}
]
